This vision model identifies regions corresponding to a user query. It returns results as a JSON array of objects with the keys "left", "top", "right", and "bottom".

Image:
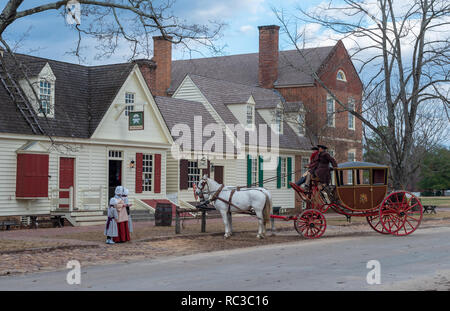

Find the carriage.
[{"left": 272, "top": 161, "right": 423, "bottom": 239}]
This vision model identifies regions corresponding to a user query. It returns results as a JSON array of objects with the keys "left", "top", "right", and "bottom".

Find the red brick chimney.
[
  {"left": 258, "top": 25, "right": 280, "bottom": 89},
  {"left": 152, "top": 36, "right": 172, "bottom": 96}
]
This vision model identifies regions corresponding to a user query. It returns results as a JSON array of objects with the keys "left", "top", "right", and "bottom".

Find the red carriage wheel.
[
  {"left": 366, "top": 214, "right": 390, "bottom": 234},
  {"left": 294, "top": 209, "right": 327, "bottom": 239},
  {"left": 379, "top": 191, "right": 423, "bottom": 236}
]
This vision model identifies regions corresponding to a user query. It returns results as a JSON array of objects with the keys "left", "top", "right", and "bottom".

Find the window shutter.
[
  {"left": 287, "top": 157, "right": 292, "bottom": 188},
  {"left": 276, "top": 156, "right": 281, "bottom": 189},
  {"left": 247, "top": 154, "right": 252, "bottom": 187},
  {"left": 135, "top": 153, "right": 143, "bottom": 194},
  {"left": 16, "top": 153, "right": 49, "bottom": 197},
  {"left": 180, "top": 159, "right": 189, "bottom": 190},
  {"left": 154, "top": 154, "right": 161, "bottom": 193},
  {"left": 258, "top": 155, "right": 263, "bottom": 187}
]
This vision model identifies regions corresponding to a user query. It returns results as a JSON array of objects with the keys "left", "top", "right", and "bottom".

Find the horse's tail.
[{"left": 262, "top": 190, "right": 273, "bottom": 224}]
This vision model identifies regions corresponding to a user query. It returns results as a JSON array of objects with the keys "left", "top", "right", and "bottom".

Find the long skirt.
[{"left": 113, "top": 221, "right": 131, "bottom": 243}]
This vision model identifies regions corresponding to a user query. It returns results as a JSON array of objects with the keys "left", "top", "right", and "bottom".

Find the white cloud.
[{"left": 239, "top": 25, "right": 256, "bottom": 34}]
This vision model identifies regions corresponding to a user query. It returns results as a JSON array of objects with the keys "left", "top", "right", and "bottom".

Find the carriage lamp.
[{"left": 130, "top": 160, "right": 135, "bottom": 169}]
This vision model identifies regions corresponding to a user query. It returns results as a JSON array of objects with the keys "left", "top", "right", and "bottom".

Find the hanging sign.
[{"left": 129, "top": 111, "right": 144, "bottom": 130}]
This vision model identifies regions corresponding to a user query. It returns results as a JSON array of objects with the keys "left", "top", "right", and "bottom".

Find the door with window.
[{"left": 59, "top": 157, "right": 75, "bottom": 209}]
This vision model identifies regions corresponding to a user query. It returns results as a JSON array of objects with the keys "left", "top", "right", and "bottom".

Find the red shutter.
[
  {"left": 16, "top": 153, "right": 49, "bottom": 197},
  {"left": 154, "top": 154, "right": 161, "bottom": 193},
  {"left": 135, "top": 153, "right": 143, "bottom": 194},
  {"left": 179, "top": 159, "right": 188, "bottom": 190}
]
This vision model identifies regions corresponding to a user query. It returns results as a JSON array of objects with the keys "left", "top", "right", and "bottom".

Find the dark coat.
[{"left": 315, "top": 152, "right": 338, "bottom": 184}]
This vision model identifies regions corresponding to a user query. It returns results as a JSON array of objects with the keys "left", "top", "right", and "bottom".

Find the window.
[
  {"left": 297, "top": 113, "right": 305, "bottom": 136},
  {"left": 347, "top": 150, "right": 356, "bottom": 184},
  {"left": 142, "top": 154, "right": 153, "bottom": 192},
  {"left": 337, "top": 69, "right": 347, "bottom": 82},
  {"left": 188, "top": 160, "right": 201, "bottom": 188},
  {"left": 348, "top": 97, "right": 355, "bottom": 130},
  {"left": 251, "top": 156, "right": 258, "bottom": 186},
  {"left": 39, "top": 80, "right": 52, "bottom": 115},
  {"left": 246, "top": 104, "right": 254, "bottom": 128},
  {"left": 326, "top": 96, "right": 335, "bottom": 127},
  {"left": 356, "top": 169, "right": 370, "bottom": 185},
  {"left": 108, "top": 150, "right": 123, "bottom": 159},
  {"left": 125, "top": 92, "right": 135, "bottom": 116},
  {"left": 274, "top": 108, "right": 283, "bottom": 133},
  {"left": 281, "top": 157, "right": 287, "bottom": 187}
]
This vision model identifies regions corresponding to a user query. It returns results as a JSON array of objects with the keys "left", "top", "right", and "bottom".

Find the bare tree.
[{"left": 273, "top": 0, "right": 450, "bottom": 189}]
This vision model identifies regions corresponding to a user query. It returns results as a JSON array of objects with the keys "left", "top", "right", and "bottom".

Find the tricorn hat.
[
  {"left": 317, "top": 144, "right": 328, "bottom": 150},
  {"left": 311, "top": 146, "right": 319, "bottom": 151}
]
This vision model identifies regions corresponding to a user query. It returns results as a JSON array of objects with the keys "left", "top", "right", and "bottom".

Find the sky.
[{"left": 3, "top": 0, "right": 327, "bottom": 65}]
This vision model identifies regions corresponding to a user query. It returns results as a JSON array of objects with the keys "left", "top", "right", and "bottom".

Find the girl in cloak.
[
  {"left": 122, "top": 187, "right": 133, "bottom": 234},
  {"left": 104, "top": 196, "right": 119, "bottom": 245},
  {"left": 112, "top": 186, "right": 131, "bottom": 243}
]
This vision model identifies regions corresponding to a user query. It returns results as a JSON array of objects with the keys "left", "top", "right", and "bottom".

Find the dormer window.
[
  {"left": 337, "top": 69, "right": 347, "bottom": 82},
  {"left": 39, "top": 80, "right": 52, "bottom": 115},
  {"left": 246, "top": 103, "right": 255, "bottom": 129},
  {"left": 297, "top": 112, "right": 305, "bottom": 136}
]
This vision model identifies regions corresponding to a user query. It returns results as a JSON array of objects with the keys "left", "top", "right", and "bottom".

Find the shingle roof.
[
  {"left": 0, "top": 52, "right": 134, "bottom": 138},
  {"left": 170, "top": 46, "right": 335, "bottom": 93}
]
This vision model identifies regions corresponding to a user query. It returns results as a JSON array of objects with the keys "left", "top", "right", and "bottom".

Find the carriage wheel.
[
  {"left": 366, "top": 214, "right": 390, "bottom": 234},
  {"left": 379, "top": 191, "right": 423, "bottom": 236},
  {"left": 294, "top": 209, "right": 327, "bottom": 239}
]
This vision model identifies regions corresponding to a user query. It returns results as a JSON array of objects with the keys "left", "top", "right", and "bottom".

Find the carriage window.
[
  {"left": 356, "top": 169, "right": 370, "bottom": 185},
  {"left": 373, "top": 169, "right": 386, "bottom": 185},
  {"left": 339, "top": 169, "right": 354, "bottom": 186}
]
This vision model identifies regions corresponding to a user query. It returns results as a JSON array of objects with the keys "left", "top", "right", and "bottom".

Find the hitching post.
[
  {"left": 201, "top": 210, "right": 206, "bottom": 233},
  {"left": 175, "top": 208, "right": 180, "bottom": 234}
]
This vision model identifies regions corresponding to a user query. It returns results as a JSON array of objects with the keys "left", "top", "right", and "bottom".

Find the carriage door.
[
  {"left": 59, "top": 157, "right": 75, "bottom": 209},
  {"left": 354, "top": 169, "right": 372, "bottom": 210}
]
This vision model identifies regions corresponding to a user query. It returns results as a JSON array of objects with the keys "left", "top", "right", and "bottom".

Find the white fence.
[{"left": 50, "top": 186, "right": 105, "bottom": 211}]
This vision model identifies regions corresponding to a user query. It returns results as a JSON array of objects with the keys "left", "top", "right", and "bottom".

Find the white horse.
[{"left": 195, "top": 175, "right": 273, "bottom": 239}]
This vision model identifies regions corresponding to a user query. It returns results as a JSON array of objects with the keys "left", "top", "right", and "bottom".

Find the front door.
[
  {"left": 59, "top": 157, "right": 74, "bottom": 209},
  {"left": 214, "top": 165, "right": 224, "bottom": 184},
  {"left": 109, "top": 160, "right": 122, "bottom": 199}
]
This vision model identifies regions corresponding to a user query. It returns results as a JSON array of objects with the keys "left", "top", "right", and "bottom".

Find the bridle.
[{"left": 195, "top": 177, "right": 224, "bottom": 203}]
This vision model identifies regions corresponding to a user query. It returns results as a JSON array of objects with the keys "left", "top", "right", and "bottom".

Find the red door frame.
[{"left": 59, "top": 157, "right": 75, "bottom": 209}]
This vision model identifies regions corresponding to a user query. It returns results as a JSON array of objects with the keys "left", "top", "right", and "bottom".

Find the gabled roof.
[
  {"left": 184, "top": 74, "right": 311, "bottom": 151},
  {"left": 0, "top": 52, "right": 134, "bottom": 138},
  {"left": 170, "top": 46, "right": 335, "bottom": 93}
]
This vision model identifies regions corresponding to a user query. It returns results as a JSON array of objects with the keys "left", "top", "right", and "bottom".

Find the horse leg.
[
  {"left": 227, "top": 211, "right": 233, "bottom": 236},
  {"left": 255, "top": 209, "right": 265, "bottom": 239},
  {"left": 219, "top": 209, "right": 231, "bottom": 239}
]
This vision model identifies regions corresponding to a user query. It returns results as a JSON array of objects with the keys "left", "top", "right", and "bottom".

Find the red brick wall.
[
  {"left": 276, "top": 41, "right": 363, "bottom": 163},
  {"left": 258, "top": 25, "right": 280, "bottom": 89}
]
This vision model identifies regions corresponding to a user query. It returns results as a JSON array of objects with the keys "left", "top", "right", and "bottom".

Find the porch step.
[
  {"left": 50, "top": 209, "right": 107, "bottom": 226},
  {"left": 77, "top": 220, "right": 107, "bottom": 226},
  {"left": 73, "top": 215, "right": 107, "bottom": 222}
]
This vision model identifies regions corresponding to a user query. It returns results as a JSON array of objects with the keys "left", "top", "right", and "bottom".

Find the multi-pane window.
[
  {"left": 348, "top": 98, "right": 355, "bottom": 130},
  {"left": 142, "top": 154, "right": 153, "bottom": 192},
  {"left": 297, "top": 113, "right": 305, "bottom": 136},
  {"left": 347, "top": 150, "right": 356, "bottom": 184},
  {"left": 251, "top": 156, "right": 258, "bottom": 186},
  {"left": 246, "top": 104, "right": 254, "bottom": 128},
  {"left": 188, "top": 160, "right": 201, "bottom": 188},
  {"left": 326, "top": 96, "right": 335, "bottom": 127},
  {"left": 281, "top": 157, "right": 287, "bottom": 187},
  {"left": 108, "top": 150, "right": 123, "bottom": 159},
  {"left": 39, "top": 80, "right": 51, "bottom": 115},
  {"left": 125, "top": 92, "right": 135, "bottom": 116},
  {"left": 274, "top": 108, "right": 282, "bottom": 133}
]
